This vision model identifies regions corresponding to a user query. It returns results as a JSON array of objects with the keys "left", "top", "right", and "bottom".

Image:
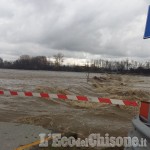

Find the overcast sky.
[{"left": 0, "top": 0, "right": 150, "bottom": 62}]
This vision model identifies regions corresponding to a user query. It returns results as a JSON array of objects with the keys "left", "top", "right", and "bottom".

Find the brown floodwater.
[{"left": 0, "top": 69, "right": 149, "bottom": 138}]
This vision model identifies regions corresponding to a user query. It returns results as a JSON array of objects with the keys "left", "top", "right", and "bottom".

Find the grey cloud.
[{"left": 0, "top": 0, "right": 150, "bottom": 60}]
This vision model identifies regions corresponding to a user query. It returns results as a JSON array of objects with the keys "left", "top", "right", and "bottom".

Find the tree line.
[{"left": 0, "top": 53, "right": 150, "bottom": 75}]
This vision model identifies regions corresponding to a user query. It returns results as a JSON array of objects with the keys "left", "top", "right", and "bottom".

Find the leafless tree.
[
  {"left": 0, "top": 57, "right": 3, "bottom": 67},
  {"left": 86, "top": 61, "right": 90, "bottom": 82},
  {"left": 20, "top": 55, "right": 31, "bottom": 60},
  {"left": 53, "top": 53, "right": 64, "bottom": 66}
]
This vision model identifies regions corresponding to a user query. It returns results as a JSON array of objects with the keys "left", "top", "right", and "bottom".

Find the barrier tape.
[{"left": 0, "top": 90, "right": 138, "bottom": 107}]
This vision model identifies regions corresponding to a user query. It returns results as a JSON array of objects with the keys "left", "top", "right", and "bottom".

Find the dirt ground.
[{"left": 0, "top": 69, "right": 150, "bottom": 149}]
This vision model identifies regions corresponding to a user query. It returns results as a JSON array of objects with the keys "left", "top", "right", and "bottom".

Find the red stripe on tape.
[
  {"left": 25, "top": 92, "right": 33, "bottom": 97},
  {"left": 0, "top": 90, "right": 4, "bottom": 95},
  {"left": 77, "top": 96, "right": 88, "bottom": 101},
  {"left": 99, "top": 98, "right": 112, "bottom": 104},
  {"left": 10, "top": 91, "right": 18, "bottom": 96},
  {"left": 123, "top": 100, "right": 138, "bottom": 106},
  {"left": 58, "top": 94, "right": 67, "bottom": 100},
  {"left": 40, "top": 93, "right": 49, "bottom": 98}
]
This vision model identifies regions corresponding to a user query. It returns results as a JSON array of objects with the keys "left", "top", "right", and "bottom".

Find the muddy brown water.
[{"left": 0, "top": 69, "right": 150, "bottom": 139}]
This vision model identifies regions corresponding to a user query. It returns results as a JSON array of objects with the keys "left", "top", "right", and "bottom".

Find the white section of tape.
[
  {"left": 66, "top": 95, "right": 78, "bottom": 101},
  {"left": 4, "top": 91, "right": 10, "bottom": 96},
  {"left": 88, "top": 97, "right": 99, "bottom": 102},
  {"left": 110, "top": 99, "right": 125, "bottom": 105},
  {"left": 18, "top": 92, "right": 25, "bottom": 97},
  {"left": 49, "top": 94, "right": 58, "bottom": 99},
  {"left": 32, "top": 92, "right": 41, "bottom": 97}
]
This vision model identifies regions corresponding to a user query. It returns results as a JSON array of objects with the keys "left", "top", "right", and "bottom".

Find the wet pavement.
[{"left": 0, "top": 122, "right": 50, "bottom": 150}]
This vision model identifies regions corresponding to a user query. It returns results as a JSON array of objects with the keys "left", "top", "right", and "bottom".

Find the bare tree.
[
  {"left": 53, "top": 53, "right": 64, "bottom": 66},
  {"left": 0, "top": 57, "right": 3, "bottom": 67},
  {"left": 20, "top": 55, "right": 31, "bottom": 60},
  {"left": 85, "top": 61, "right": 90, "bottom": 82}
]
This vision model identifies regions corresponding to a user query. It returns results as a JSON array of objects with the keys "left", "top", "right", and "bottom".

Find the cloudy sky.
[{"left": 0, "top": 0, "right": 150, "bottom": 63}]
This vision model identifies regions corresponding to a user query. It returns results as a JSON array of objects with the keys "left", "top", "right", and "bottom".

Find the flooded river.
[{"left": 0, "top": 69, "right": 149, "bottom": 141}]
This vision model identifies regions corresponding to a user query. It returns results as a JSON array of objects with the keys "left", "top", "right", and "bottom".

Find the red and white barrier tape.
[{"left": 0, "top": 90, "right": 138, "bottom": 107}]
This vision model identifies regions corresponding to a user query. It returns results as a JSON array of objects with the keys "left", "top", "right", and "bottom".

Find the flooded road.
[{"left": 0, "top": 69, "right": 149, "bottom": 149}]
